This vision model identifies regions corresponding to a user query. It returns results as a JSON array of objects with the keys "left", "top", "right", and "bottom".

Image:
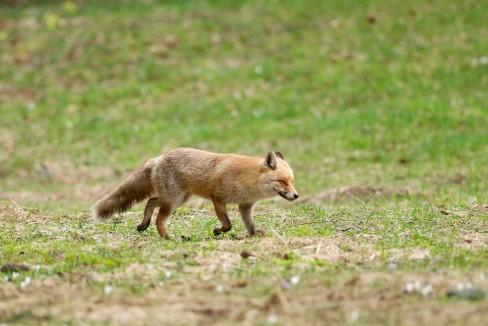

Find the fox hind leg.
[
  {"left": 155, "top": 192, "right": 190, "bottom": 239},
  {"left": 155, "top": 203, "right": 172, "bottom": 239},
  {"left": 137, "top": 197, "right": 159, "bottom": 232}
]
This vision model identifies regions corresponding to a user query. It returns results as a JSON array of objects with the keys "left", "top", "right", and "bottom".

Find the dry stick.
[
  {"left": 352, "top": 179, "right": 388, "bottom": 229},
  {"left": 274, "top": 213, "right": 370, "bottom": 232},
  {"left": 315, "top": 241, "right": 322, "bottom": 254},
  {"left": 271, "top": 228, "right": 288, "bottom": 246},
  {"left": 345, "top": 191, "right": 366, "bottom": 205},
  {"left": 365, "top": 186, "right": 384, "bottom": 205}
]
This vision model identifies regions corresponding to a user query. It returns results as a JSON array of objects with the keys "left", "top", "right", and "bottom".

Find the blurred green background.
[{"left": 0, "top": 0, "right": 487, "bottom": 210}]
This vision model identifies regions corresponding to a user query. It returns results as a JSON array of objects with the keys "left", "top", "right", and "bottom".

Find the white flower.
[
  {"left": 351, "top": 309, "right": 359, "bottom": 321},
  {"left": 20, "top": 277, "right": 31, "bottom": 289},
  {"left": 404, "top": 280, "right": 421, "bottom": 293},
  {"left": 413, "top": 280, "right": 422, "bottom": 291},
  {"left": 267, "top": 314, "right": 278, "bottom": 324},
  {"left": 471, "top": 56, "right": 488, "bottom": 67},
  {"left": 290, "top": 275, "right": 300, "bottom": 285},
  {"left": 215, "top": 284, "right": 224, "bottom": 293},
  {"left": 456, "top": 282, "right": 473, "bottom": 291},
  {"left": 104, "top": 285, "right": 113, "bottom": 295},
  {"left": 404, "top": 282, "right": 414, "bottom": 293},
  {"left": 421, "top": 284, "right": 433, "bottom": 297}
]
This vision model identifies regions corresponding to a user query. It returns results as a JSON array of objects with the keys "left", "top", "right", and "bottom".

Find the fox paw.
[
  {"left": 136, "top": 223, "right": 149, "bottom": 232},
  {"left": 250, "top": 228, "right": 265, "bottom": 237},
  {"left": 213, "top": 226, "right": 231, "bottom": 236}
]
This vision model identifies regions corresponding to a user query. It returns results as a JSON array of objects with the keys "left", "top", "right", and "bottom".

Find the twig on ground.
[{"left": 271, "top": 228, "right": 288, "bottom": 246}]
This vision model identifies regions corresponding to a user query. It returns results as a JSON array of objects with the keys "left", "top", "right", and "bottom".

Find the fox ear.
[
  {"left": 264, "top": 152, "right": 278, "bottom": 170},
  {"left": 274, "top": 151, "right": 284, "bottom": 160}
]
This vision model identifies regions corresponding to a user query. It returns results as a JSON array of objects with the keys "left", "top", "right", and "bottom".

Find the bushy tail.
[{"left": 92, "top": 165, "right": 153, "bottom": 222}]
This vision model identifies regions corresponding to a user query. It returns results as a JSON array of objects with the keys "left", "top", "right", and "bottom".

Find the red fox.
[{"left": 92, "top": 148, "right": 299, "bottom": 238}]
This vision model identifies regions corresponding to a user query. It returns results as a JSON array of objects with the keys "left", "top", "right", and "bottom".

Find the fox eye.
[{"left": 277, "top": 180, "right": 288, "bottom": 186}]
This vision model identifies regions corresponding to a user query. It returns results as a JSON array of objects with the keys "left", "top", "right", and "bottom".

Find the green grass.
[
  {"left": 0, "top": 0, "right": 487, "bottom": 324},
  {"left": 0, "top": 204, "right": 486, "bottom": 324}
]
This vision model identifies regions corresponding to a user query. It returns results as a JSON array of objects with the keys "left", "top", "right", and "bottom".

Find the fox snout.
[{"left": 278, "top": 191, "right": 300, "bottom": 201}]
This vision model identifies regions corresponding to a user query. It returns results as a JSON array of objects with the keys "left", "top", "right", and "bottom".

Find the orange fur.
[{"left": 92, "top": 148, "right": 299, "bottom": 237}]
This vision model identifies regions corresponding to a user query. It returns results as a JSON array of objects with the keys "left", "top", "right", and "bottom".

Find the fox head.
[{"left": 260, "top": 151, "right": 299, "bottom": 201}]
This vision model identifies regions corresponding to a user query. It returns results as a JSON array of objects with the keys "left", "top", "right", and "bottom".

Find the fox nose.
[{"left": 293, "top": 193, "right": 299, "bottom": 199}]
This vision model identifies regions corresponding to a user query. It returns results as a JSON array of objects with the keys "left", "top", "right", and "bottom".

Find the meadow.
[{"left": 0, "top": 0, "right": 487, "bottom": 324}]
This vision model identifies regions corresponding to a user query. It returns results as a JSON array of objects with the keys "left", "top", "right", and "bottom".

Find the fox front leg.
[
  {"left": 238, "top": 203, "right": 264, "bottom": 237},
  {"left": 212, "top": 200, "right": 232, "bottom": 236}
]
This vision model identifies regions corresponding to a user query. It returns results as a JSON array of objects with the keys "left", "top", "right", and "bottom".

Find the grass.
[
  {"left": 1, "top": 204, "right": 487, "bottom": 324},
  {"left": 0, "top": 0, "right": 487, "bottom": 324}
]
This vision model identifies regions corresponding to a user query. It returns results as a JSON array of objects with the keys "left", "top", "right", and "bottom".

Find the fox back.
[{"left": 152, "top": 148, "right": 298, "bottom": 203}]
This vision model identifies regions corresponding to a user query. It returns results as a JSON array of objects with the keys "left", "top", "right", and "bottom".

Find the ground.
[
  {"left": 1, "top": 203, "right": 487, "bottom": 325},
  {"left": 0, "top": 0, "right": 487, "bottom": 325}
]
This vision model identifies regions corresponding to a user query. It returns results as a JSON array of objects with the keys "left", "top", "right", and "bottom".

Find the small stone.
[
  {"left": 235, "top": 280, "right": 247, "bottom": 288},
  {"left": 447, "top": 288, "right": 486, "bottom": 301},
  {"left": 367, "top": 15, "right": 377, "bottom": 24},
  {"left": 388, "top": 262, "right": 397, "bottom": 272},
  {"left": 265, "top": 292, "right": 287, "bottom": 308},
  {"left": 240, "top": 250, "right": 254, "bottom": 259},
  {"left": 282, "top": 253, "right": 292, "bottom": 260},
  {"left": 1, "top": 263, "right": 30, "bottom": 273}
]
